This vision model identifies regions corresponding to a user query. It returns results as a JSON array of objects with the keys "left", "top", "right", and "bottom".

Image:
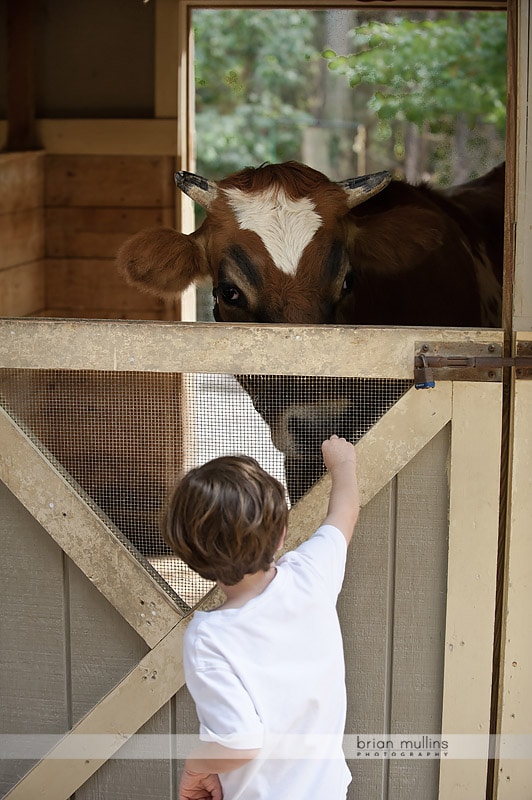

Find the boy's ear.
[
  {"left": 277, "top": 526, "right": 287, "bottom": 553},
  {"left": 116, "top": 227, "right": 210, "bottom": 298}
]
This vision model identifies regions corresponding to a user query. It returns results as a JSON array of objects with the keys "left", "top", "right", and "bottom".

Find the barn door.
[{"left": 0, "top": 320, "right": 503, "bottom": 800}]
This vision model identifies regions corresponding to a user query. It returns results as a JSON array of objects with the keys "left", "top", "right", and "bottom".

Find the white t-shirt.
[{"left": 183, "top": 523, "right": 352, "bottom": 800}]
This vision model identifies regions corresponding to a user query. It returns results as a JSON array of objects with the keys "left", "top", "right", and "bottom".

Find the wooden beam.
[
  {"left": 495, "top": 333, "right": 532, "bottom": 800},
  {"left": 0, "top": 318, "right": 504, "bottom": 379},
  {"left": 439, "top": 382, "right": 503, "bottom": 800},
  {"left": 155, "top": 0, "right": 179, "bottom": 119},
  {"left": 0, "top": 120, "right": 177, "bottom": 156},
  {"left": 4, "top": 0, "right": 41, "bottom": 152},
  {"left": 0, "top": 407, "right": 185, "bottom": 646},
  {"left": 512, "top": 0, "right": 532, "bottom": 329},
  {"left": 180, "top": 0, "right": 506, "bottom": 9},
  {"left": 502, "top": 0, "right": 517, "bottom": 338}
]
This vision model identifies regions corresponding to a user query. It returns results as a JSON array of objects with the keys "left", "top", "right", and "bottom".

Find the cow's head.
[
  {"left": 117, "top": 162, "right": 397, "bottom": 324},
  {"left": 117, "top": 160, "right": 505, "bottom": 500}
]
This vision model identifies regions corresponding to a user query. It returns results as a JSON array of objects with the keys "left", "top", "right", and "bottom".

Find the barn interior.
[{"left": 0, "top": 1, "right": 177, "bottom": 322}]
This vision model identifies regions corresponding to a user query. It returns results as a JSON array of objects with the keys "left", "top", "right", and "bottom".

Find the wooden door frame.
[{"left": 494, "top": 333, "right": 532, "bottom": 798}]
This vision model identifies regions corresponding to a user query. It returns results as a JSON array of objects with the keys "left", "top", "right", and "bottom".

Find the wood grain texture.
[
  {"left": 0, "top": 261, "right": 45, "bottom": 316},
  {"left": 439, "top": 382, "right": 502, "bottom": 800},
  {"left": 45, "top": 155, "right": 175, "bottom": 208},
  {"left": 45, "top": 207, "right": 174, "bottom": 259},
  {"left": 0, "top": 483, "right": 68, "bottom": 795},
  {"left": 0, "top": 208, "right": 44, "bottom": 270},
  {"left": 0, "top": 152, "right": 44, "bottom": 214},
  {"left": 496, "top": 364, "right": 532, "bottom": 799}
]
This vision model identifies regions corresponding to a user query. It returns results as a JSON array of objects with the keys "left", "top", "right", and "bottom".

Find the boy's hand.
[
  {"left": 179, "top": 768, "right": 223, "bottom": 800},
  {"left": 321, "top": 434, "right": 356, "bottom": 473},
  {"left": 321, "top": 435, "right": 359, "bottom": 544}
]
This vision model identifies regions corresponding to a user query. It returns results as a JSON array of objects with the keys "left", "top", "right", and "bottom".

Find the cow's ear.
[
  {"left": 116, "top": 227, "right": 209, "bottom": 297},
  {"left": 350, "top": 206, "right": 446, "bottom": 274}
]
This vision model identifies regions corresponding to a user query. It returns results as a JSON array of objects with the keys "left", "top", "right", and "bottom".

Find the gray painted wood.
[
  {"left": 340, "top": 427, "right": 450, "bottom": 800},
  {"left": 340, "top": 481, "right": 395, "bottom": 797},
  {"left": 67, "top": 559, "right": 149, "bottom": 726},
  {"left": 388, "top": 427, "right": 449, "bottom": 798},
  {"left": 76, "top": 707, "right": 175, "bottom": 800},
  {"left": 0, "top": 480, "right": 174, "bottom": 799},
  {"left": 0, "top": 483, "right": 68, "bottom": 795},
  {"left": 68, "top": 556, "right": 173, "bottom": 800}
]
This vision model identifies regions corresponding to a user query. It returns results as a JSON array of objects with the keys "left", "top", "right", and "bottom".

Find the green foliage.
[
  {"left": 194, "top": 9, "right": 318, "bottom": 177},
  {"left": 324, "top": 12, "right": 507, "bottom": 136},
  {"left": 193, "top": 9, "right": 506, "bottom": 187}
]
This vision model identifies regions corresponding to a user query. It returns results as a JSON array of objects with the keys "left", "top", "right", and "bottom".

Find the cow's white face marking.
[{"left": 224, "top": 186, "right": 323, "bottom": 276}]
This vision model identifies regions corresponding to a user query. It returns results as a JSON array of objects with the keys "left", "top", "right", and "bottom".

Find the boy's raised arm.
[{"left": 321, "top": 435, "right": 360, "bottom": 545}]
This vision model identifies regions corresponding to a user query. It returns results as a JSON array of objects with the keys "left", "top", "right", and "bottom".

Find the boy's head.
[{"left": 163, "top": 455, "right": 288, "bottom": 586}]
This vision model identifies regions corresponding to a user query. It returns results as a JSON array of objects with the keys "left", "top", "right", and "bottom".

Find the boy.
[{"left": 163, "top": 434, "right": 359, "bottom": 800}]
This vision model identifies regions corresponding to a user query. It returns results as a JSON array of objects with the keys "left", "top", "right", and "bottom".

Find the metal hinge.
[{"left": 414, "top": 341, "right": 532, "bottom": 388}]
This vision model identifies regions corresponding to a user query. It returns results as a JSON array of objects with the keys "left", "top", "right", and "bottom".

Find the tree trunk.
[
  {"left": 451, "top": 113, "right": 470, "bottom": 184},
  {"left": 404, "top": 122, "right": 429, "bottom": 183}
]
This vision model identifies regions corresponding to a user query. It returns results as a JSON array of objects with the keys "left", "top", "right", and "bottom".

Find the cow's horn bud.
[
  {"left": 339, "top": 170, "right": 391, "bottom": 209},
  {"left": 174, "top": 171, "right": 218, "bottom": 210}
]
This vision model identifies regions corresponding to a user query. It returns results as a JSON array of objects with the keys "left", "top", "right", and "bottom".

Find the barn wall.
[
  {"left": 0, "top": 477, "right": 198, "bottom": 800},
  {"left": 0, "top": 151, "right": 183, "bottom": 554},
  {"left": 0, "top": 0, "right": 155, "bottom": 121},
  {"left": 34, "top": 0, "right": 155, "bottom": 120},
  {"left": 0, "top": 152, "right": 45, "bottom": 316},
  {"left": 341, "top": 427, "right": 449, "bottom": 799},
  {"left": 42, "top": 154, "right": 177, "bottom": 320},
  {"left": 0, "top": 481, "right": 148, "bottom": 796},
  {"left": 0, "top": 152, "right": 177, "bottom": 321}
]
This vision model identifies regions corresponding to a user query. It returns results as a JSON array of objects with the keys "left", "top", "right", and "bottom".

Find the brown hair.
[{"left": 162, "top": 455, "right": 288, "bottom": 585}]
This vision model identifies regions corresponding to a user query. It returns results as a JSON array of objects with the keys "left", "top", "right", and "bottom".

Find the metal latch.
[
  {"left": 414, "top": 341, "right": 532, "bottom": 388},
  {"left": 414, "top": 354, "right": 435, "bottom": 389}
]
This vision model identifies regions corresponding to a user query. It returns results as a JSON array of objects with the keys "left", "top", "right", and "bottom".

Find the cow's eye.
[
  {"left": 341, "top": 271, "right": 354, "bottom": 295},
  {"left": 219, "top": 284, "right": 241, "bottom": 305}
]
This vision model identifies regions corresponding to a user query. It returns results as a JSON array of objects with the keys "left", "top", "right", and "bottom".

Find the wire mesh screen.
[{"left": 0, "top": 368, "right": 411, "bottom": 610}]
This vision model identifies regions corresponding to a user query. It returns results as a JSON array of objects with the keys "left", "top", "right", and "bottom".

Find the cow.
[
  {"left": 117, "top": 161, "right": 504, "bottom": 501},
  {"left": 118, "top": 160, "right": 503, "bottom": 328}
]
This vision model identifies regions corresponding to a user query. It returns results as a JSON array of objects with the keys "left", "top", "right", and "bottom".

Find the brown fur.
[
  {"left": 116, "top": 227, "right": 209, "bottom": 297},
  {"left": 117, "top": 161, "right": 503, "bottom": 328}
]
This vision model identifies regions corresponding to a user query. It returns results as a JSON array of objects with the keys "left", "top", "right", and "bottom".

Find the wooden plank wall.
[
  {"left": 43, "top": 154, "right": 177, "bottom": 320},
  {"left": 0, "top": 152, "right": 178, "bottom": 320},
  {"left": 341, "top": 428, "right": 449, "bottom": 799},
  {"left": 0, "top": 152, "right": 45, "bottom": 316},
  {"left": 0, "top": 482, "right": 150, "bottom": 796}
]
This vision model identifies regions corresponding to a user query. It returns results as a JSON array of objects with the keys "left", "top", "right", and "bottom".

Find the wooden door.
[{"left": 0, "top": 320, "right": 503, "bottom": 800}]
